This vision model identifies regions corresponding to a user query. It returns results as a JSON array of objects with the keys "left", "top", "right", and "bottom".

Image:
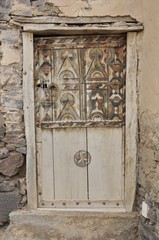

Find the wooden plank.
[
  {"left": 36, "top": 127, "right": 41, "bottom": 143},
  {"left": 88, "top": 128, "right": 124, "bottom": 201},
  {"left": 41, "top": 129, "right": 54, "bottom": 201},
  {"left": 39, "top": 199, "right": 124, "bottom": 211},
  {"left": 125, "top": 32, "right": 138, "bottom": 212},
  {"left": 40, "top": 120, "right": 123, "bottom": 129},
  {"left": 53, "top": 128, "right": 87, "bottom": 200},
  {"left": 12, "top": 16, "right": 137, "bottom": 24},
  {"left": 36, "top": 143, "right": 42, "bottom": 205},
  {"left": 23, "top": 32, "right": 37, "bottom": 209},
  {"left": 23, "top": 24, "right": 143, "bottom": 34}
]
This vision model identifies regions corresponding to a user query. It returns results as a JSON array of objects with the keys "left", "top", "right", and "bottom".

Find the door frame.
[{"left": 22, "top": 22, "right": 141, "bottom": 212}]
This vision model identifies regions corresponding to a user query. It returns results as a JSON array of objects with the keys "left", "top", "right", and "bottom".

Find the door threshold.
[
  {"left": 37, "top": 207, "right": 126, "bottom": 213},
  {"left": 6, "top": 210, "right": 138, "bottom": 240}
]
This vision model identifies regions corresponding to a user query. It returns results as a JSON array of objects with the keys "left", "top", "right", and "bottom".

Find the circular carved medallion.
[{"left": 74, "top": 150, "right": 91, "bottom": 167}]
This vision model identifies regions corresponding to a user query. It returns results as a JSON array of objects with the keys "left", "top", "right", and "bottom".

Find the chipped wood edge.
[
  {"left": 23, "top": 32, "right": 37, "bottom": 209},
  {"left": 22, "top": 24, "right": 143, "bottom": 34},
  {"left": 125, "top": 32, "right": 138, "bottom": 212},
  {"left": 12, "top": 16, "right": 137, "bottom": 24}
]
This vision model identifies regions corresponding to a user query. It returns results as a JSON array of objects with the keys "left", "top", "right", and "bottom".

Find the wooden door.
[{"left": 34, "top": 35, "right": 126, "bottom": 209}]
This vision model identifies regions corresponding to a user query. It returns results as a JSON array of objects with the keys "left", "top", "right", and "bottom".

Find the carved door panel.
[{"left": 34, "top": 35, "right": 126, "bottom": 209}]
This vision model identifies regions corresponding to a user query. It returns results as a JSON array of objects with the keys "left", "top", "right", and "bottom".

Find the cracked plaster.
[{"left": 47, "top": 0, "right": 143, "bottom": 22}]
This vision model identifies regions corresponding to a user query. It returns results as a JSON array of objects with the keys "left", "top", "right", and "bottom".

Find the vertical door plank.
[
  {"left": 41, "top": 129, "right": 54, "bottom": 201},
  {"left": 88, "top": 128, "right": 124, "bottom": 200},
  {"left": 54, "top": 128, "right": 87, "bottom": 200},
  {"left": 36, "top": 143, "right": 42, "bottom": 204},
  {"left": 125, "top": 32, "right": 138, "bottom": 211},
  {"left": 23, "top": 32, "right": 37, "bottom": 209}
]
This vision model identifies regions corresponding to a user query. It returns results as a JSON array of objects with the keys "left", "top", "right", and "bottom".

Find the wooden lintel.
[
  {"left": 23, "top": 24, "right": 143, "bottom": 34},
  {"left": 12, "top": 15, "right": 137, "bottom": 24}
]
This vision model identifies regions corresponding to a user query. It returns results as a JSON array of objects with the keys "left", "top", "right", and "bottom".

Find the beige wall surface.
[
  {"left": 141, "top": 0, "right": 159, "bottom": 113},
  {"left": 138, "top": 1, "right": 159, "bottom": 238},
  {"left": 48, "top": 0, "right": 143, "bottom": 22},
  {"left": 139, "top": 0, "right": 159, "bottom": 191}
]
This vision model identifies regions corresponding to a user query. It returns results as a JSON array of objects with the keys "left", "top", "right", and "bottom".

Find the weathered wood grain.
[
  {"left": 88, "top": 128, "right": 124, "bottom": 201},
  {"left": 23, "top": 32, "right": 37, "bottom": 209},
  {"left": 23, "top": 24, "right": 143, "bottom": 34},
  {"left": 125, "top": 32, "right": 138, "bottom": 212},
  {"left": 53, "top": 128, "right": 87, "bottom": 200},
  {"left": 41, "top": 129, "right": 54, "bottom": 201},
  {"left": 12, "top": 16, "right": 137, "bottom": 24}
]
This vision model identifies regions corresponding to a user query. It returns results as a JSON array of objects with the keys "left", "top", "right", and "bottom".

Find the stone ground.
[{"left": 3, "top": 210, "right": 139, "bottom": 240}]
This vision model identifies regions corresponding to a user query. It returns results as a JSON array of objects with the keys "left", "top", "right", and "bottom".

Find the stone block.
[
  {"left": 20, "top": 195, "right": 27, "bottom": 205},
  {"left": 0, "top": 153, "right": 24, "bottom": 177},
  {"left": 5, "top": 211, "right": 139, "bottom": 240},
  {"left": 6, "top": 145, "right": 16, "bottom": 151},
  {"left": 0, "top": 0, "right": 11, "bottom": 8},
  {"left": 3, "top": 138, "right": 26, "bottom": 149},
  {"left": 11, "top": 0, "right": 32, "bottom": 16},
  {"left": 2, "top": 112, "right": 23, "bottom": 124},
  {"left": 0, "top": 142, "right": 5, "bottom": 148},
  {"left": 0, "top": 65, "right": 22, "bottom": 87},
  {"left": 16, "top": 147, "right": 27, "bottom": 154},
  {"left": 0, "top": 226, "right": 7, "bottom": 240},
  {"left": 16, "top": 0, "right": 31, "bottom": 6},
  {"left": 0, "top": 192, "right": 22, "bottom": 224},
  {"left": 1, "top": 44, "right": 21, "bottom": 65},
  {"left": 31, "top": 0, "right": 46, "bottom": 7},
  {"left": 0, "top": 182, "right": 15, "bottom": 192},
  {"left": 139, "top": 218, "right": 159, "bottom": 240},
  {"left": 0, "top": 148, "right": 10, "bottom": 160},
  {"left": 0, "top": 114, "right": 6, "bottom": 140},
  {"left": 0, "top": 66, "right": 15, "bottom": 85},
  {"left": 1, "top": 29, "right": 21, "bottom": 45},
  {"left": 154, "top": 151, "right": 159, "bottom": 162},
  {"left": 147, "top": 207, "right": 157, "bottom": 225},
  {"left": 2, "top": 97, "right": 23, "bottom": 109},
  {"left": 18, "top": 178, "right": 26, "bottom": 196},
  {"left": 14, "top": 138, "right": 26, "bottom": 145},
  {"left": 0, "top": 13, "right": 10, "bottom": 21},
  {"left": 33, "top": 2, "right": 61, "bottom": 16},
  {"left": 3, "top": 132, "right": 24, "bottom": 144}
]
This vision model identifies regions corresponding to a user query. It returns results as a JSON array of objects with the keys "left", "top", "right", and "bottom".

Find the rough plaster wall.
[
  {"left": 48, "top": 0, "right": 143, "bottom": 22},
  {"left": 138, "top": 0, "right": 159, "bottom": 239}
]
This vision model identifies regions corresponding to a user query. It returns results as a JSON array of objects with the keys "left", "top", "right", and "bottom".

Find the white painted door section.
[{"left": 34, "top": 35, "right": 126, "bottom": 209}]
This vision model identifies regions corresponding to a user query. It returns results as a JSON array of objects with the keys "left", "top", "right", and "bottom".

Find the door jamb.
[{"left": 23, "top": 30, "right": 138, "bottom": 212}]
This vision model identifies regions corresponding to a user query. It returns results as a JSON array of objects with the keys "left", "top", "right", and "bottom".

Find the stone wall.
[
  {"left": 0, "top": 0, "right": 159, "bottom": 239},
  {"left": 138, "top": 1, "right": 159, "bottom": 239},
  {"left": 0, "top": 1, "right": 26, "bottom": 226}
]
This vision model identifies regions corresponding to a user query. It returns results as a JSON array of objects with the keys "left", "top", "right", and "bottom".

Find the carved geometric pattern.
[{"left": 34, "top": 35, "right": 126, "bottom": 127}]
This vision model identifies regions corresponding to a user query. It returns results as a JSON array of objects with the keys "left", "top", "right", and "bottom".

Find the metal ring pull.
[{"left": 74, "top": 150, "right": 91, "bottom": 167}]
